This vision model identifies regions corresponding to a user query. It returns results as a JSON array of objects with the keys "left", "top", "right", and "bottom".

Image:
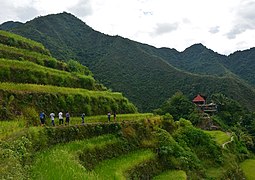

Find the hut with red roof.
[
  {"left": 192, "top": 94, "right": 217, "bottom": 113},
  {"left": 192, "top": 94, "right": 206, "bottom": 105}
]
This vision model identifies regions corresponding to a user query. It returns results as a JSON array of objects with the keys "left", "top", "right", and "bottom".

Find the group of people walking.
[
  {"left": 108, "top": 111, "right": 117, "bottom": 122},
  {"left": 39, "top": 111, "right": 70, "bottom": 126},
  {"left": 39, "top": 111, "right": 117, "bottom": 126}
]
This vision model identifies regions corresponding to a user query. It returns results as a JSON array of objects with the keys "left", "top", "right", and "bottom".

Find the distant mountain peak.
[
  {"left": 1, "top": 12, "right": 255, "bottom": 112},
  {"left": 0, "top": 21, "right": 23, "bottom": 30},
  {"left": 184, "top": 43, "right": 208, "bottom": 52}
]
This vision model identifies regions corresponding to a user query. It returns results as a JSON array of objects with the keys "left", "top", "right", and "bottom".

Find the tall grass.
[
  {"left": 0, "top": 120, "right": 25, "bottom": 139},
  {"left": 31, "top": 134, "right": 119, "bottom": 180},
  {"left": 153, "top": 170, "right": 187, "bottom": 180},
  {"left": 0, "top": 82, "right": 123, "bottom": 99},
  {"left": 94, "top": 149, "right": 155, "bottom": 179},
  {"left": 31, "top": 135, "right": 154, "bottom": 180},
  {"left": 206, "top": 167, "right": 225, "bottom": 179},
  {"left": 0, "top": 43, "right": 55, "bottom": 62},
  {"left": 0, "top": 58, "right": 76, "bottom": 77},
  {"left": 0, "top": 58, "right": 96, "bottom": 89},
  {"left": 240, "top": 159, "right": 255, "bottom": 180},
  {"left": 69, "top": 113, "right": 156, "bottom": 124},
  {"left": 0, "top": 43, "right": 65, "bottom": 69},
  {"left": 0, "top": 82, "right": 137, "bottom": 118},
  {"left": 204, "top": 130, "right": 230, "bottom": 145},
  {"left": 0, "top": 30, "right": 49, "bottom": 55}
]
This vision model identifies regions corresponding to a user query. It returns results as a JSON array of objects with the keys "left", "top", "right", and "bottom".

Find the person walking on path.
[
  {"left": 39, "top": 112, "right": 46, "bottom": 126},
  {"left": 81, "top": 113, "right": 85, "bottom": 124},
  {"left": 58, "top": 111, "right": 64, "bottom": 125},
  {"left": 49, "top": 112, "right": 55, "bottom": 126},
  {"left": 114, "top": 111, "right": 117, "bottom": 122},
  {"left": 107, "top": 112, "right": 111, "bottom": 122},
  {"left": 65, "top": 111, "right": 70, "bottom": 125}
]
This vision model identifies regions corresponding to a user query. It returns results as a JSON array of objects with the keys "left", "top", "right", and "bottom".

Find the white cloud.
[
  {"left": 226, "top": 0, "right": 255, "bottom": 39},
  {"left": 68, "top": 0, "right": 92, "bottom": 18},
  {"left": 209, "top": 26, "right": 220, "bottom": 34},
  {"left": 153, "top": 22, "right": 179, "bottom": 36},
  {"left": 0, "top": 0, "right": 254, "bottom": 55}
]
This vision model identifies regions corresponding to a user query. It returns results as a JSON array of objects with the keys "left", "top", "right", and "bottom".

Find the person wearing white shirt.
[
  {"left": 50, "top": 112, "right": 55, "bottom": 126},
  {"left": 58, "top": 111, "right": 63, "bottom": 125}
]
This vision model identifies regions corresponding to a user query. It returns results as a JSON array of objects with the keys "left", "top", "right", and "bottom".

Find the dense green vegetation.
[
  {"left": 0, "top": 79, "right": 254, "bottom": 179},
  {"left": 2, "top": 12, "right": 255, "bottom": 112},
  {"left": 70, "top": 113, "right": 155, "bottom": 124},
  {"left": 94, "top": 149, "right": 155, "bottom": 179},
  {"left": 0, "top": 30, "right": 137, "bottom": 120},
  {"left": 1, "top": 13, "right": 255, "bottom": 180},
  {"left": 0, "top": 82, "right": 137, "bottom": 120},
  {"left": 226, "top": 48, "right": 255, "bottom": 86},
  {"left": 0, "top": 43, "right": 66, "bottom": 70},
  {"left": 0, "top": 122, "right": 123, "bottom": 179},
  {"left": 204, "top": 130, "right": 230, "bottom": 145},
  {"left": 240, "top": 159, "right": 255, "bottom": 180},
  {"left": 0, "top": 59, "right": 97, "bottom": 90},
  {"left": 1, "top": 115, "right": 251, "bottom": 179},
  {"left": 0, "top": 30, "right": 50, "bottom": 55},
  {"left": 31, "top": 134, "right": 119, "bottom": 179},
  {"left": 153, "top": 170, "right": 187, "bottom": 180}
]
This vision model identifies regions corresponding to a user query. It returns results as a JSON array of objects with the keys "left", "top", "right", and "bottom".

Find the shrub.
[
  {"left": 22, "top": 107, "right": 40, "bottom": 127},
  {"left": 155, "top": 128, "right": 204, "bottom": 177},
  {"left": 173, "top": 124, "right": 223, "bottom": 166}
]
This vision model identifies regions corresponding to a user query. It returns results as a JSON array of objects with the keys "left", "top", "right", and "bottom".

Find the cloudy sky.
[{"left": 0, "top": 0, "right": 255, "bottom": 55}]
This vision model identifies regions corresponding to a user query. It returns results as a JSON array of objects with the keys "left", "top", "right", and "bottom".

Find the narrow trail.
[{"left": 222, "top": 136, "right": 234, "bottom": 148}]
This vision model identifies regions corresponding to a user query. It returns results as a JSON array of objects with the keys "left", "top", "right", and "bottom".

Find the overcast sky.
[{"left": 0, "top": 0, "right": 255, "bottom": 55}]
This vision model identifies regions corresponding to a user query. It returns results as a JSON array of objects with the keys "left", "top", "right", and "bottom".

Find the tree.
[
  {"left": 211, "top": 93, "right": 244, "bottom": 126},
  {"left": 67, "top": 59, "right": 92, "bottom": 76},
  {"left": 160, "top": 92, "right": 195, "bottom": 120}
]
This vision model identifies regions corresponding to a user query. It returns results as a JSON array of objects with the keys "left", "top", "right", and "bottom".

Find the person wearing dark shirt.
[{"left": 65, "top": 111, "right": 70, "bottom": 125}]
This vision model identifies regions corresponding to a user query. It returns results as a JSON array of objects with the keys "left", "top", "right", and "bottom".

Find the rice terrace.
[{"left": 1, "top": 11, "right": 255, "bottom": 180}]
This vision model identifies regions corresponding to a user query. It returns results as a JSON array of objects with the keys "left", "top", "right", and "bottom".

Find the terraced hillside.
[
  {"left": 0, "top": 30, "right": 137, "bottom": 120},
  {"left": 4, "top": 12, "right": 255, "bottom": 112},
  {"left": 1, "top": 115, "right": 250, "bottom": 179},
  {"left": 0, "top": 30, "right": 253, "bottom": 180}
]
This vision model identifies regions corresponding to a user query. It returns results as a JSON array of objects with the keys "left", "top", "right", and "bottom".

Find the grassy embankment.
[
  {"left": 0, "top": 30, "right": 50, "bottom": 55},
  {"left": 0, "top": 113, "right": 157, "bottom": 139},
  {"left": 0, "top": 82, "right": 137, "bottom": 117},
  {"left": 31, "top": 134, "right": 117, "bottom": 179},
  {"left": 240, "top": 159, "right": 255, "bottom": 180},
  {"left": 0, "top": 58, "right": 96, "bottom": 89},
  {"left": 204, "top": 130, "right": 230, "bottom": 145},
  {"left": 0, "top": 43, "right": 63, "bottom": 69},
  {"left": 0, "top": 82, "right": 118, "bottom": 97},
  {"left": 0, "top": 120, "right": 26, "bottom": 139},
  {"left": 204, "top": 130, "right": 245, "bottom": 179},
  {"left": 94, "top": 149, "right": 155, "bottom": 179},
  {"left": 31, "top": 134, "right": 155, "bottom": 180},
  {"left": 69, "top": 113, "right": 156, "bottom": 124},
  {"left": 153, "top": 170, "right": 187, "bottom": 180}
]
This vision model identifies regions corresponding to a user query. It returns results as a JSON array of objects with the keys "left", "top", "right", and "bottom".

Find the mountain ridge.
[{"left": 1, "top": 12, "right": 255, "bottom": 112}]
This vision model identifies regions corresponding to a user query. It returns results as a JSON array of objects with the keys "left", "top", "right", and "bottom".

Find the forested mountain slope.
[
  {"left": 2, "top": 12, "right": 255, "bottom": 112},
  {"left": 225, "top": 48, "right": 255, "bottom": 85},
  {"left": 0, "top": 30, "right": 137, "bottom": 119}
]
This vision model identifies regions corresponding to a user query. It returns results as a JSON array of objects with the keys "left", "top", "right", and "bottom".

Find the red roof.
[{"left": 192, "top": 94, "right": 205, "bottom": 102}]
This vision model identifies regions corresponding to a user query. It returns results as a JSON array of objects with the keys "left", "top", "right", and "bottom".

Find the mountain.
[
  {"left": 225, "top": 48, "right": 255, "bottom": 85},
  {"left": 0, "top": 21, "right": 23, "bottom": 30},
  {"left": 139, "top": 43, "right": 231, "bottom": 77},
  {"left": 1, "top": 12, "right": 255, "bottom": 112},
  {"left": 0, "top": 30, "right": 137, "bottom": 120}
]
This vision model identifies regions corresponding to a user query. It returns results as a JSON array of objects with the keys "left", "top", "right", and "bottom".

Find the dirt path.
[{"left": 222, "top": 135, "right": 234, "bottom": 148}]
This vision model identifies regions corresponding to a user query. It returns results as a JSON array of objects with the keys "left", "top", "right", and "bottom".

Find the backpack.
[{"left": 40, "top": 112, "right": 44, "bottom": 119}]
